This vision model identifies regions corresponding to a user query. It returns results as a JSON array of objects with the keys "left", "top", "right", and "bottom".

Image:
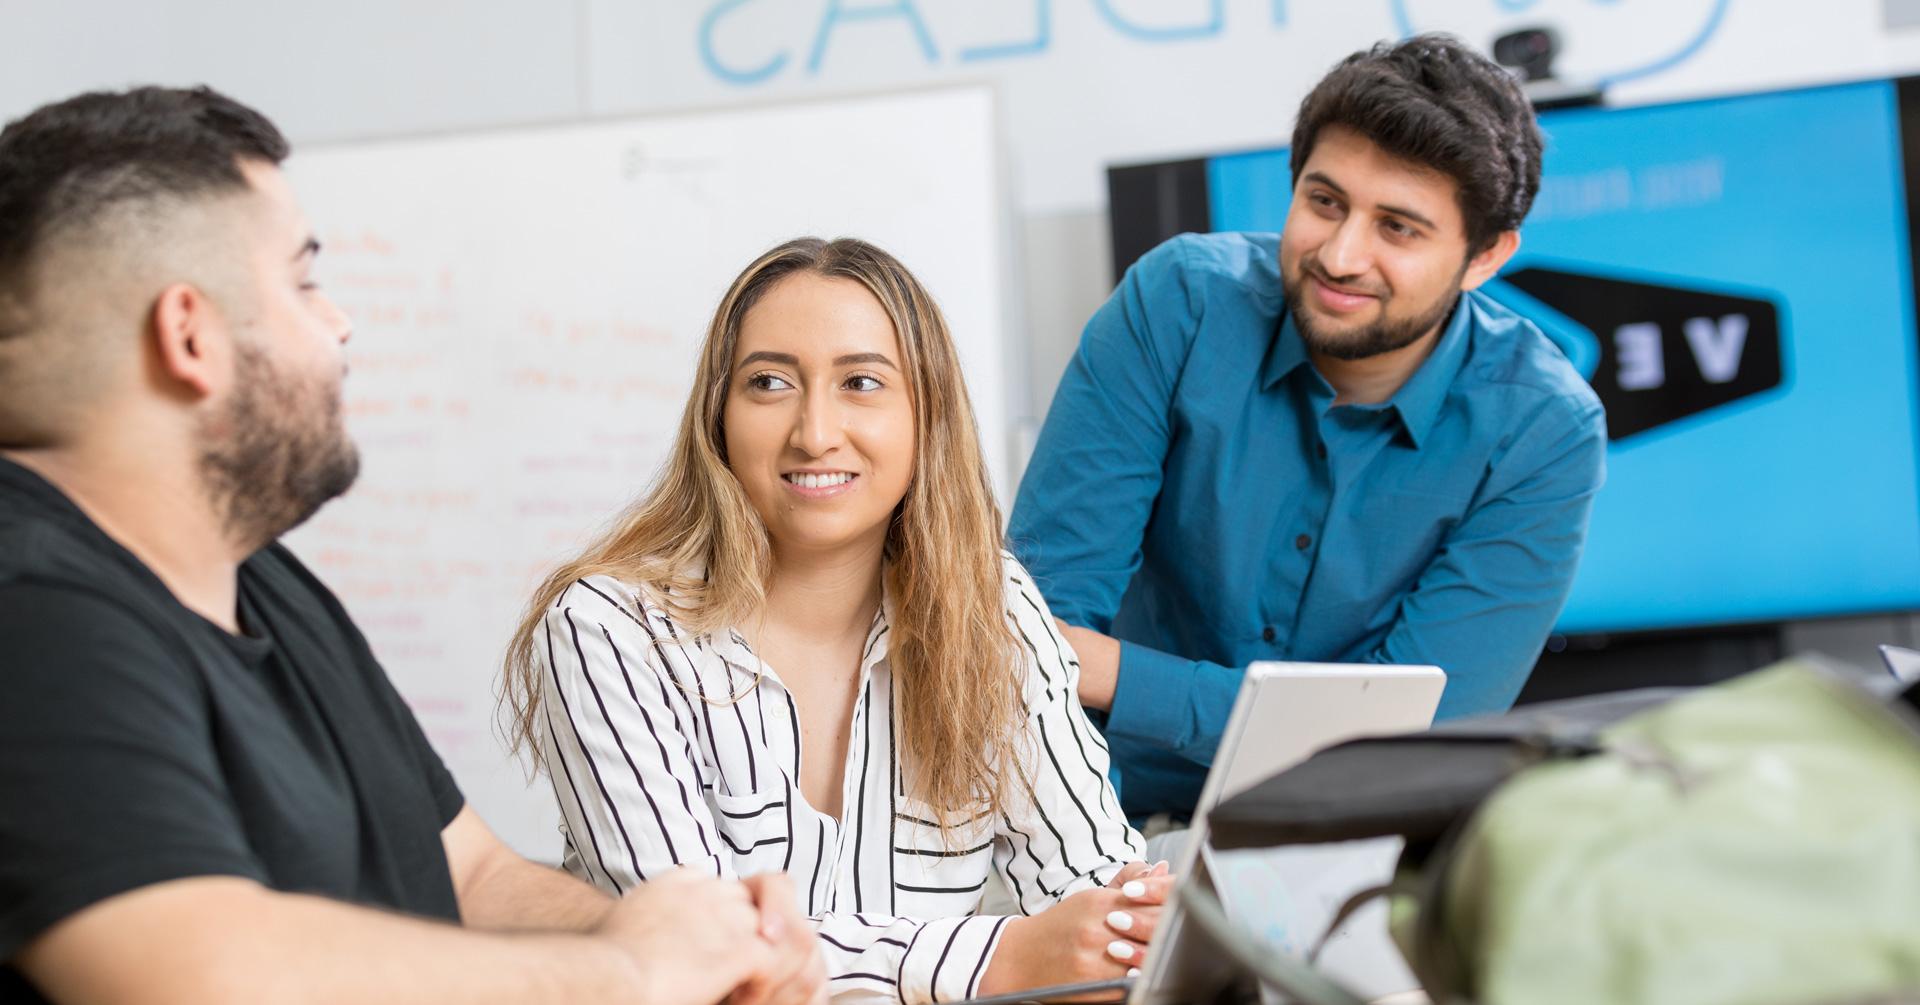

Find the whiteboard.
[{"left": 280, "top": 86, "right": 1011, "bottom": 857}]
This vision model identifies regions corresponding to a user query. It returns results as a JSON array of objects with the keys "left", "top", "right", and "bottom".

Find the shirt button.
[
  {"left": 1262, "top": 626, "right": 1277, "bottom": 643},
  {"left": 1295, "top": 533, "right": 1313, "bottom": 551}
]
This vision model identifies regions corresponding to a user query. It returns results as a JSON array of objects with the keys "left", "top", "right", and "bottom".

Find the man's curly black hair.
[{"left": 1290, "top": 34, "right": 1544, "bottom": 254}]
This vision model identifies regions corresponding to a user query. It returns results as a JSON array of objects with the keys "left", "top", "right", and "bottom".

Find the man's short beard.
[
  {"left": 1283, "top": 263, "right": 1465, "bottom": 362},
  {"left": 197, "top": 343, "right": 359, "bottom": 551}
]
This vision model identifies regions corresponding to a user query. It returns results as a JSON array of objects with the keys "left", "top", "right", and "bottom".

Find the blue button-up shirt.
[{"left": 1009, "top": 232, "right": 1606, "bottom": 819}]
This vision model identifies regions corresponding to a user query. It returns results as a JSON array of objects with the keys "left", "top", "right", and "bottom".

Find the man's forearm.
[
  {"left": 242, "top": 890, "right": 641, "bottom": 1004},
  {"left": 1057, "top": 621, "right": 1121, "bottom": 711},
  {"left": 1105, "top": 642, "right": 1243, "bottom": 766},
  {"left": 16, "top": 878, "right": 653, "bottom": 1005},
  {"left": 460, "top": 854, "right": 615, "bottom": 933},
  {"left": 442, "top": 804, "right": 614, "bottom": 933}
]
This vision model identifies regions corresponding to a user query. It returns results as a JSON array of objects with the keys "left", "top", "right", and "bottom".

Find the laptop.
[
  {"left": 956, "top": 662, "right": 1446, "bottom": 1005},
  {"left": 1132, "top": 662, "right": 1445, "bottom": 1005}
]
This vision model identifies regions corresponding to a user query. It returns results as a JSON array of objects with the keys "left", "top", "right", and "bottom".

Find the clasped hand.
[
  {"left": 978, "top": 860, "right": 1176, "bottom": 996},
  {"left": 594, "top": 869, "right": 827, "bottom": 1005}
]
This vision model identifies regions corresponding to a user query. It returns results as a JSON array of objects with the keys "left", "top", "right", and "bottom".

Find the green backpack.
[{"left": 1204, "top": 659, "right": 1920, "bottom": 1005}]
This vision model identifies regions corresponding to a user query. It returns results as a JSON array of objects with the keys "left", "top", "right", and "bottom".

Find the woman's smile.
[{"left": 781, "top": 469, "right": 861, "bottom": 498}]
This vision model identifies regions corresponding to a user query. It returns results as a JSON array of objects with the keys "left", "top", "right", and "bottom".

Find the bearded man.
[
  {"left": 0, "top": 86, "right": 824, "bottom": 1005},
  {"left": 1009, "top": 34, "right": 1607, "bottom": 822}
]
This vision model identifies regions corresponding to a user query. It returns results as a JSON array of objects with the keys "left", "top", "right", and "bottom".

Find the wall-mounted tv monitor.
[{"left": 1105, "top": 77, "right": 1920, "bottom": 635}]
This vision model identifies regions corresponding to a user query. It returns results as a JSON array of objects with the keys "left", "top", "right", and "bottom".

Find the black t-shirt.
[{"left": 0, "top": 458, "right": 465, "bottom": 1004}]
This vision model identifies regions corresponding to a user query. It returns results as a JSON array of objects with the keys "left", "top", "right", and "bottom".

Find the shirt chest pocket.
[
  {"left": 709, "top": 790, "right": 792, "bottom": 871},
  {"left": 892, "top": 798, "right": 995, "bottom": 901}
]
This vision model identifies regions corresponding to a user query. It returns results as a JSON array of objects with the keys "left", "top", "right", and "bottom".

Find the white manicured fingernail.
[
  {"left": 1128, "top": 968, "right": 1141, "bottom": 978},
  {"left": 1107, "top": 911, "right": 1134, "bottom": 932},
  {"left": 1107, "top": 940, "right": 1136, "bottom": 962},
  {"left": 1122, "top": 880, "right": 1146, "bottom": 898}
]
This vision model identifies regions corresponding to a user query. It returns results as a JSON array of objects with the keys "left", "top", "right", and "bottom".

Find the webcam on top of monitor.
[{"left": 1493, "top": 26, "right": 1604, "bottom": 111}]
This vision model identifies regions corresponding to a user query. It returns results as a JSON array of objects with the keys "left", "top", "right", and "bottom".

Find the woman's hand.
[
  {"left": 975, "top": 861, "right": 1174, "bottom": 996},
  {"left": 1101, "top": 860, "right": 1173, "bottom": 970}
]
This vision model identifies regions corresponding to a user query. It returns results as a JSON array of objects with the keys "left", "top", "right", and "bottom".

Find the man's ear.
[
  {"left": 1459, "top": 230, "right": 1521, "bottom": 292},
  {"left": 149, "top": 282, "right": 230, "bottom": 399}
]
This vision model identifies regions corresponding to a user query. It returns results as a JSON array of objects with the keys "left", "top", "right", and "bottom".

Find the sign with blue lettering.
[
  {"left": 1391, "top": 0, "right": 1731, "bottom": 87},
  {"left": 580, "top": 0, "right": 1778, "bottom": 212}
]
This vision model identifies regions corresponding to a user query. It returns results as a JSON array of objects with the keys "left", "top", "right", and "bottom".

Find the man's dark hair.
[
  {"left": 1290, "top": 34, "right": 1543, "bottom": 253},
  {"left": 0, "top": 85, "right": 288, "bottom": 340}
]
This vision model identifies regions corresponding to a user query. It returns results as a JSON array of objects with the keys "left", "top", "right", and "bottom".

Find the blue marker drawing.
[
  {"left": 1389, "top": 0, "right": 1728, "bottom": 87},
  {"left": 960, "top": 0, "right": 1052, "bottom": 63},
  {"left": 1093, "top": 0, "right": 1225, "bottom": 43},
  {"left": 699, "top": 0, "right": 789, "bottom": 87},
  {"left": 807, "top": 0, "right": 940, "bottom": 75}
]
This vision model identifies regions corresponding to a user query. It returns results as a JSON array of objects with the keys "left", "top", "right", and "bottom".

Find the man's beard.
[
  {"left": 197, "top": 343, "right": 360, "bottom": 552},
  {"left": 1283, "top": 261, "right": 1462, "bottom": 362}
]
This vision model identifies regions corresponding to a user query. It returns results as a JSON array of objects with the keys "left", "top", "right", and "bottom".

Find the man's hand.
[
  {"left": 1056, "top": 619, "right": 1121, "bottom": 712},
  {"left": 729, "top": 874, "right": 828, "bottom": 1005},
  {"left": 597, "top": 869, "right": 772, "bottom": 1005}
]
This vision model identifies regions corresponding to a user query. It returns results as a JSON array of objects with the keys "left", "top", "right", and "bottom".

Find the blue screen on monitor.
[{"left": 1201, "top": 80, "right": 1920, "bottom": 633}]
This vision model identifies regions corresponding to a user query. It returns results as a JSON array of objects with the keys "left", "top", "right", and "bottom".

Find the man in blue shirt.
[{"left": 1009, "top": 35, "right": 1607, "bottom": 820}]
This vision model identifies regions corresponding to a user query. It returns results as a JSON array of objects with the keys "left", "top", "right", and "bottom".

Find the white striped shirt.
[{"left": 535, "top": 553, "right": 1144, "bottom": 1005}]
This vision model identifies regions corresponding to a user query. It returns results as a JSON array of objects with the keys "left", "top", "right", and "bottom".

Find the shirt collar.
[
  {"left": 0, "top": 455, "right": 211, "bottom": 605},
  {"left": 1387, "top": 294, "right": 1473, "bottom": 450},
  {"left": 1263, "top": 292, "right": 1475, "bottom": 450},
  {"left": 858, "top": 595, "right": 892, "bottom": 670},
  {"left": 0, "top": 455, "right": 93, "bottom": 527},
  {"left": 1260, "top": 307, "right": 1315, "bottom": 392}
]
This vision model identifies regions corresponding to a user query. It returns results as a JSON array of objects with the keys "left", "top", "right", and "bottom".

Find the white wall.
[{"left": 4, "top": 0, "right": 1915, "bottom": 735}]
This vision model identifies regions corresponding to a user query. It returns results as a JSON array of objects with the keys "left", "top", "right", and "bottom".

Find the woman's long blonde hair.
[{"left": 501, "top": 237, "right": 1024, "bottom": 829}]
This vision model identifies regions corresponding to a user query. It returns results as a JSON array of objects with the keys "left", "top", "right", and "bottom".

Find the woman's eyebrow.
[
  {"left": 833, "top": 352, "right": 898, "bottom": 369},
  {"left": 736, "top": 351, "right": 800, "bottom": 369},
  {"left": 735, "top": 350, "right": 899, "bottom": 370}
]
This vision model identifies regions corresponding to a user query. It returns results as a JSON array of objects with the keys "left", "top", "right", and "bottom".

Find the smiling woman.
[
  {"left": 722, "top": 272, "right": 917, "bottom": 569},
  {"left": 498, "top": 237, "right": 1159, "bottom": 1004}
]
